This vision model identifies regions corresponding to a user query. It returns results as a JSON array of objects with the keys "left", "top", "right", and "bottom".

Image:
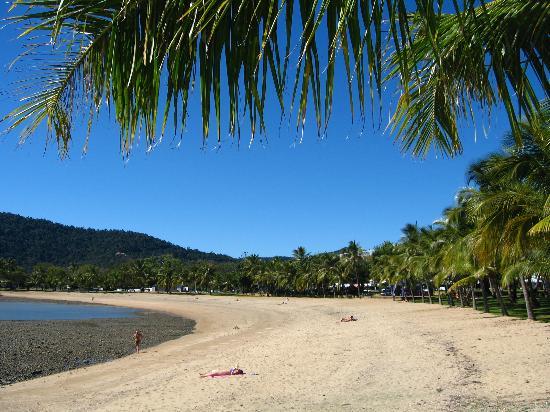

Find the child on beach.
[{"left": 133, "top": 330, "right": 143, "bottom": 353}]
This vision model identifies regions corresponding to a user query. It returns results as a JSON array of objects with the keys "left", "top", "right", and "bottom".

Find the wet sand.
[
  {"left": 1, "top": 291, "right": 549, "bottom": 411},
  {"left": 0, "top": 298, "right": 194, "bottom": 385}
]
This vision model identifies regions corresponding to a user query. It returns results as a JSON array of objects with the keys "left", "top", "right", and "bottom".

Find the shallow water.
[{"left": 0, "top": 299, "right": 137, "bottom": 320}]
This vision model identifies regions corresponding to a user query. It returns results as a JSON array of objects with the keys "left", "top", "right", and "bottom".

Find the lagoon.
[{"left": 0, "top": 298, "right": 137, "bottom": 320}]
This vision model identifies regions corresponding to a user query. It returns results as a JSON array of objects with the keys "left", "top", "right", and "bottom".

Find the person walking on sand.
[{"left": 133, "top": 330, "right": 143, "bottom": 353}]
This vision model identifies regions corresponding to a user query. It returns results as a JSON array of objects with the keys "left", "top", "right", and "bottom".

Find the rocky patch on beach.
[{"left": 0, "top": 311, "right": 195, "bottom": 386}]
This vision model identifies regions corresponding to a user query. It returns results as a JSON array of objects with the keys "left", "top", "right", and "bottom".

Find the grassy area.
[{"left": 407, "top": 293, "right": 550, "bottom": 323}]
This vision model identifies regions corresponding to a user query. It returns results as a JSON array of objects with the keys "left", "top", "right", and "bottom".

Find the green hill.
[{"left": 0, "top": 212, "right": 233, "bottom": 269}]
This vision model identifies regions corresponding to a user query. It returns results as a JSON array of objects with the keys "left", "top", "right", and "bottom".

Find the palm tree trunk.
[
  {"left": 507, "top": 281, "right": 517, "bottom": 304},
  {"left": 526, "top": 277, "right": 540, "bottom": 308},
  {"left": 489, "top": 275, "right": 508, "bottom": 316},
  {"left": 458, "top": 288, "right": 464, "bottom": 307},
  {"left": 427, "top": 283, "right": 433, "bottom": 304},
  {"left": 471, "top": 286, "right": 476, "bottom": 310},
  {"left": 409, "top": 281, "right": 415, "bottom": 303},
  {"left": 481, "top": 278, "right": 490, "bottom": 313},
  {"left": 447, "top": 284, "right": 454, "bottom": 306},
  {"left": 519, "top": 276, "right": 536, "bottom": 321},
  {"left": 420, "top": 283, "right": 425, "bottom": 303},
  {"left": 543, "top": 279, "right": 550, "bottom": 298},
  {"left": 438, "top": 287, "right": 442, "bottom": 305}
]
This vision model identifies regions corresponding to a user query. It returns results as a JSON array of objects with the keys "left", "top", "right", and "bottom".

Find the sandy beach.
[{"left": 1, "top": 292, "right": 549, "bottom": 411}]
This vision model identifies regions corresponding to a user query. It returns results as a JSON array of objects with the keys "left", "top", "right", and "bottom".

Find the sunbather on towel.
[{"left": 200, "top": 368, "right": 244, "bottom": 378}]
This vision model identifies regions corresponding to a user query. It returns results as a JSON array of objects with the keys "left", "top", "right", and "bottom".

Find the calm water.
[{"left": 0, "top": 299, "right": 138, "bottom": 320}]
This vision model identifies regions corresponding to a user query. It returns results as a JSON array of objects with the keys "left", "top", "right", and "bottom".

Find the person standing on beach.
[{"left": 133, "top": 330, "right": 143, "bottom": 353}]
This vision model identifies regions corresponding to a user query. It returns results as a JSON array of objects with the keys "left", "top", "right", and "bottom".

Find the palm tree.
[
  {"left": 30, "top": 263, "right": 51, "bottom": 290},
  {"left": 315, "top": 253, "right": 340, "bottom": 298},
  {"left": 279, "top": 260, "right": 297, "bottom": 296},
  {"left": 433, "top": 196, "right": 486, "bottom": 311},
  {"left": 292, "top": 246, "right": 309, "bottom": 262},
  {"left": 241, "top": 254, "right": 264, "bottom": 294},
  {"left": 465, "top": 107, "right": 550, "bottom": 319},
  {"left": 188, "top": 264, "right": 202, "bottom": 294},
  {"left": 292, "top": 247, "right": 311, "bottom": 295},
  {"left": 157, "top": 255, "right": 182, "bottom": 293},
  {"left": 341, "top": 241, "right": 366, "bottom": 298},
  {"left": 389, "top": 0, "right": 549, "bottom": 157},
  {"left": 397, "top": 224, "right": 424, "bottom": 302},
  {"left": 371, "top": 242, "right": 402, "bottom": 300},
  {"left": 3, "top": 1, "right": 547, "bottom": 158},
  {"left": 193, "top": 263, "right": 215, "bottom": 294}
]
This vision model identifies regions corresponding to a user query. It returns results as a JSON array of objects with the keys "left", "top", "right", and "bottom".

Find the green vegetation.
[
  {"left": 370, "top": 105, "right": 550, "bottom": 322},
  {"left": 0, "top": 242, "right": 370, "bottom": 297},
  {"left": 3, "top": 1, "right": 548, "bottom": 157},
  {"left": 410, "top": 293, "right": 550, "bottom": 323},
  {"left": 473, "top": 297, "right": 550, "bottom": 322},
  {"left": 0, "top": 212, "right": 233, "bottom": 269}
]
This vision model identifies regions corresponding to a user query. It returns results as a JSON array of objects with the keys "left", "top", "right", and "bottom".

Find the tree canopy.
[
  {"left": 371, "top": 105, "right": 550, "bottom": 320},
  {"left": 0, "top": 212, "right": 233, "bottom": 269}
]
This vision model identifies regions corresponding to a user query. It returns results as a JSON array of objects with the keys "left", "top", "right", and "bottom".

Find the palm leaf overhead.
[
  {"left": 2, "top": 1, "right": 549, "bottom": 158},
  {"left": 389, "top": 0, "right": 549, "bottom": 157}
]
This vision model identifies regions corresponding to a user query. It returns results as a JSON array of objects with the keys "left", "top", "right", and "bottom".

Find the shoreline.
[
  {"left": 1, "top": 291, "right": 549, "bottom": 411},
  {"left": 1, "top": 295, "right": 195, "bottom": 386}
]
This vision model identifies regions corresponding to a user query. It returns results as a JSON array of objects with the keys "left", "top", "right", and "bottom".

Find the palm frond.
[
  {"left": 3, "top": 1, "right": 548, "bottom": 157},
  {"left": 389, "top": 0, "right": 550, "bottom": 157},
  {"left": 448, "top": 274, "right": 477, "bottom": 292}
]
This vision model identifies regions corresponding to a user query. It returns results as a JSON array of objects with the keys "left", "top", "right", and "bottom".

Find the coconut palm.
[
  {"left": 292, "top": 246, "right": 311, "bottom": 293},
  {"left": 388, "top": 0, "right": 549, "bottom": 157},
  {"left": 157, "top": 255, "right": 182, "bottom": 293},
  {"left": 341, "top": 240, "right": 367, "bottom": 298},
  {"left": 241, "top": 254, "right": 264, "bottom": 294},
  {"left": 433, "top": 195, "right": 487, "bottom": 310},
  {"left": 371, "top": 241, "right": 402, "bottom": 300},
  {"left": 465, "top": 108, "right": 550, "bottom": 319},
  {"left": 314, "top": 253, "right": 340, "bottom": 298},
  {"left": 30, "top": 263, "right": 51, "bottom": 290},
  {"left": 198, "top": 263, "right": 216, "bottom": 294},
  {"left": 3, "top": 1, "right": 547, "bottom": 158},
  {"left": 502, "top": 252, "right": 550, "bottom": 320}
]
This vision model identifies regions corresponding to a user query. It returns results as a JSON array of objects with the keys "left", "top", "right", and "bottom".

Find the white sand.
[{"left": 1, "top": 292, "right": 549, "bottom": 411}]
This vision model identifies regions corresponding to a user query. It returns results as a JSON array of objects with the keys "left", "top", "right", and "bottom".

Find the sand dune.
[{"left": 1, "top": 292, "right": 549, "bottom": 411}]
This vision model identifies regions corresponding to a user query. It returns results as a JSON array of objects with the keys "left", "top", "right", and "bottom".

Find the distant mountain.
[{"left": 0, "top": 212, "right": 234, "bottom": 269}]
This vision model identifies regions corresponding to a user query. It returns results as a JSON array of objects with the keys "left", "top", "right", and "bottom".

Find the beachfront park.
[{"left": 0, "top": 0, "right": 549, "bottom": 411}]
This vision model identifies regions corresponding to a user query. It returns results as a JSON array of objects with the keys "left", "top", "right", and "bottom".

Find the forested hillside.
[{"left": 0, "top": 213, "right": 233, "bottom": 268}]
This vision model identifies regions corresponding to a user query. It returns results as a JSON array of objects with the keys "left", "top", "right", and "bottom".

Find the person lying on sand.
[
  {"left": 133, "top": 329, "right": 143, "bottom": 353},
  {"left": 340, "top": 315, "right": 357, "bottom": 322},
  {"left": 200, "top": 368, "right": 244, "bottom": 378}
]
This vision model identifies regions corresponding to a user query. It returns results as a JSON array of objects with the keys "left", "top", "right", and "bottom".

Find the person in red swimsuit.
[{"left": 200, "top": 368, "right": 244, "bottom": 378}]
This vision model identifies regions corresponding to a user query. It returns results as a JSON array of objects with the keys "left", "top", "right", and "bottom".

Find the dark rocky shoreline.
[{"left": 0, "top": 300, "right": 195, "bottom": 386}]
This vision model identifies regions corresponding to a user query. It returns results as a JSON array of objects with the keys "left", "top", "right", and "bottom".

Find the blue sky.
[{"left": 0, "top": 4, "right": 509, "bottom": 258}]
